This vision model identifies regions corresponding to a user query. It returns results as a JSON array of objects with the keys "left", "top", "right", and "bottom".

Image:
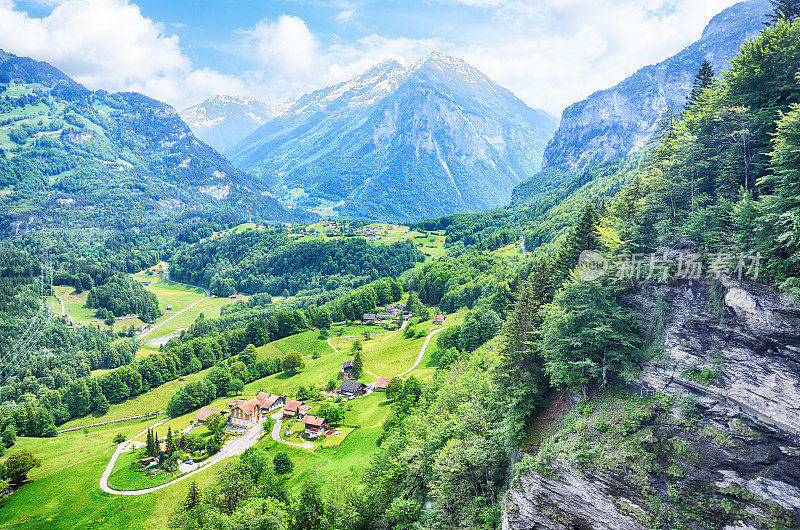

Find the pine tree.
[
  {"left": 166, "top": 427, "right": 174, "bottom": 456},
  {"left": 552, "top": 203, "right": 599, "bottom": 287},
  {"left": 352, "top": 350, "right": 363, "bottom": 378},
  {"left": 497, "top": 258, "right": 554, "bottom": 431},
  {"left": 542, "top": 274, "right": 643, "bottom": 399},
  {"left": 684, "top": 59, "right": 715, "bottom": 111},
  {"left": 146, "top": 429, "right": 154, "bottom": 457},
  {"left": 767, "top": 0, "right": 800, "bottom": 24},
  {"left": 184, "top": 480, "right": 201, "bottom": 511}
]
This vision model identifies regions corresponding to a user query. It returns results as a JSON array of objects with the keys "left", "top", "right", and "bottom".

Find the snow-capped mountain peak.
[{"left": 179, "top": 95, "right": 276, "bottom": 152}]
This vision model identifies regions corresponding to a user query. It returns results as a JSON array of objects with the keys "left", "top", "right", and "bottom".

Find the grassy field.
[
  {"left": 107, "top": 450, "right": 183, "bottom": 491},
  {"left": 0, "top": 315, "right": 446, "bottom": 528},
  {"left": 0, "top": 417, "right": 222, "bottom": 530}
]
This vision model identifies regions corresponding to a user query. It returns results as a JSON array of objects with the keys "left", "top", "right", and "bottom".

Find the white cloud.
[
  {"left": 447, "top": 0, "right": 742, "bottom": 114},
  {"left": 244, "top": 15, "right": 319, "bottom": 77},
  {"left": 0, "top": 0, "right": 246, "bottom": 109},
  {"left": 335, "top": 8, "right": 358, "bottom": 25}
]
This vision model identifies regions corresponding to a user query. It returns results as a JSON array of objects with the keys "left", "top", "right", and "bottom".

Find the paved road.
[
  {"left": 99, "top": 418, "right": 264, "bottom": 495},
  {"left": 270, "top": 409, "right": 313, "bottom": 449},
  {"left": 394, "top": 326, "right": 447, "bottom": 378},
  {"left": 138, "top": 270, "right": 210, "bottom": 341}
]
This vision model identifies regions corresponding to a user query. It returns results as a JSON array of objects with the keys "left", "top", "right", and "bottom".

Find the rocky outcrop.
[
  {"left": 542, "top": 0, "right": 769, "bottom": 171},
  {"left": 503, "top": 278, "right": 800, "bottom": 529}
]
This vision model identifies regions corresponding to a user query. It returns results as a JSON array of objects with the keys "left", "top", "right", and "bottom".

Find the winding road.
[{"left": 99, "top": 417, "right": 264, "bottom": 495}]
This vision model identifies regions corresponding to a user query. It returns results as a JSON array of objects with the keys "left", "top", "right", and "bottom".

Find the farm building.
[
  {"left": 302, "top": 415, "right": 328, "bottom": 439},
  {"left": 255, "top": 392, "right": 284, "bottom": 413},
  {"left": 338, "top": 379, "right": 366, "bottom": 399},
  {"left": 362, "top": 313, "right": 376, "bottom": 324},
  {"left": 193, "top": 407, "right": 222, "bottom": 424},
  {"left": 283, "top": 399, "right": 303, "bottom": 419},
  {"left": 374, "top": 377, "right": 391, "bottom": 391},
  {"left": 341, "top": 360, "right": 355, "bottom": 379},
  {"left": 433, "top": 314, "right": 446, "bottom": 324}
]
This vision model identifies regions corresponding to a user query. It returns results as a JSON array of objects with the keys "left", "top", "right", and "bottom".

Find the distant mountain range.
[
  {"left": 543, "top": 0, "right": 770, "bottom": 171},
  {"left": 180, "top": 95, "right": 276, "bottom": 153},
  {"left": 225, "top": 52, "right": 558, "bottom": 222},
  {"left": 0, "top": 50, "right": 292, "bottom": 232}
]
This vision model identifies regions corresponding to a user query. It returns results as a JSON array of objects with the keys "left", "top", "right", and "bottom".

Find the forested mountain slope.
[
  {"left": 227, "top": 53, "right": 558, "bottom": 222},
  {"left": 0, "top": 51, "right": 293, "bottom": 232},
  {"left": 542, "top": 0, "right": 769, "bottom": 171}
]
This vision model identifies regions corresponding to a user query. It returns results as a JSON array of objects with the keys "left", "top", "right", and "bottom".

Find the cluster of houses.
[
  {"left": 188, "top": 374, "right": 395, "bottom": 441},
  {"left": 362, "top": 303, "right": 412, "bottom": 326}
]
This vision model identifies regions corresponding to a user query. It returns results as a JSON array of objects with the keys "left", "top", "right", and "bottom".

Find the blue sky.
[{"left": 0, "top": 0, "right": 743, "bottom": 114}]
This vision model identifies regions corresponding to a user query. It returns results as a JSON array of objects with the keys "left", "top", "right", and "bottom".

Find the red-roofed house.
[
  {"left": 302, "top": 415, "right": 329, "bottom": 439},
  {"left": 193, "top": 407, "right": 222, "bottom": 424},
  {"left": 374, "top": 377, "right": 391, "bottom": 391},
  {"left": 255, "top": 392, "right": 284, "bottom": 414},
  {"left": 433, "top": 314, "right": 446, "bottom": 324},
  {"left": 229, "top": 397, "right": 261, "bottom": 428},
  {"left": 283, "top": 400, "right": 303, "bottom": 419}
]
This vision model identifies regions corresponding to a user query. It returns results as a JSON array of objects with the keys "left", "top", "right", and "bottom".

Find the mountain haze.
[
  {"left": 227, "top": 53, "right": 558, "bottom": 222},
  {"left": 543, "top": 0, "right": 770, "bottom": 171},
  {"left": 180, "top": 95, "right": 276, "bottom": 153}
]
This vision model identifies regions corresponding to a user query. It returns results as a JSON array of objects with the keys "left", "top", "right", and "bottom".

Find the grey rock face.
[
  {"left": 542, "top": 0, "right": 770, "bottom": 171},
  {"left": 503, "top": 279, "right": 800, "bottom": 529}
]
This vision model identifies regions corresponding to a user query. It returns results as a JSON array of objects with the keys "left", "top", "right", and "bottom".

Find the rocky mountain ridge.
[
  {"left": 179, "top": 95, "right": 276, "bottom": 153},
  {"left": 227, "top": 52, "right": 559, "bottom": 222},
  {"left": 542, "top": 0, "right": 770, "bottom": 171}
]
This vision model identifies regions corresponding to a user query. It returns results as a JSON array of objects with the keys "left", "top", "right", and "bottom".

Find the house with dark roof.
[
  {"left": 337, "top": 379, "right": 366, "bottom": 399},
  {"left": 362, "top": 313, "right": 377, "bottom": 324},
  {"left": 341, "top": 359, "right": 356, "bottom": 379},
  {"left": 302, "top": 415, "right": 329, "bottom": 439},
  {"left": 374, "top": 377, "right": 391, "bottom": 391}
]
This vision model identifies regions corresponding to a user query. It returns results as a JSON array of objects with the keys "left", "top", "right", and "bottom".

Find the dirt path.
[{"left": 393, "top": 326, "right": 446, "bottom": 378}]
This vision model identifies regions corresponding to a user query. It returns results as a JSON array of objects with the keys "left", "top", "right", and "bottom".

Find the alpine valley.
[{"left": 0, "top": 1, "right": 799, "bottom": 530}]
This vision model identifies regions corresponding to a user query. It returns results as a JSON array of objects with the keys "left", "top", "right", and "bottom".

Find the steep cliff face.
[
  {"left": 503, "top": 279, "right": 800, "bottom": 529},
  {"left": 542, "top": 0, "right": 769, "bottom": 171}
]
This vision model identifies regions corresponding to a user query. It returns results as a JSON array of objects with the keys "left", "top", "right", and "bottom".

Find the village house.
[
  {"left": 229, "top": 398, "right": 261, "bottom": 428},
  {"left": 282, "top": 399, "right": 304, "bottom": 419},
  {"left": 302, "top": 415, "right": 328, "bottom": 439},
  {"left": 374, "top": 376, "right": 391, "bottom": 392},
  {"left": 376, "top": 313, "right": 395, "bottom": 321},
  {"left": 255, "top": 392, "right": 285, "bottom": 415},
  {"left": 341, "top": 360, "right": 356, "bottom": 379},
  {"left": 433, "top": 314, "right": 446, "bottom": 325},
  {"left": 338, "top": 379, "right": 367, "bottom": 399},
  {"left": 193, "top": 407, "right": 222, "bottom": 424},
  {"left": 362, "top": 313, "right": 377, "bottom": 324}
]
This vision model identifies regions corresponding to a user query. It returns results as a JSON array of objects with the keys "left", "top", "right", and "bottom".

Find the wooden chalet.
[
  {"left": 302, "top": 415, "right": 328, "bottom": 439},
  {"left": 338, "top": 379, "right": 366, "bottom": 399},
  {"left": 374, "top": 376, "right": 391, "bottom": 391}
]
